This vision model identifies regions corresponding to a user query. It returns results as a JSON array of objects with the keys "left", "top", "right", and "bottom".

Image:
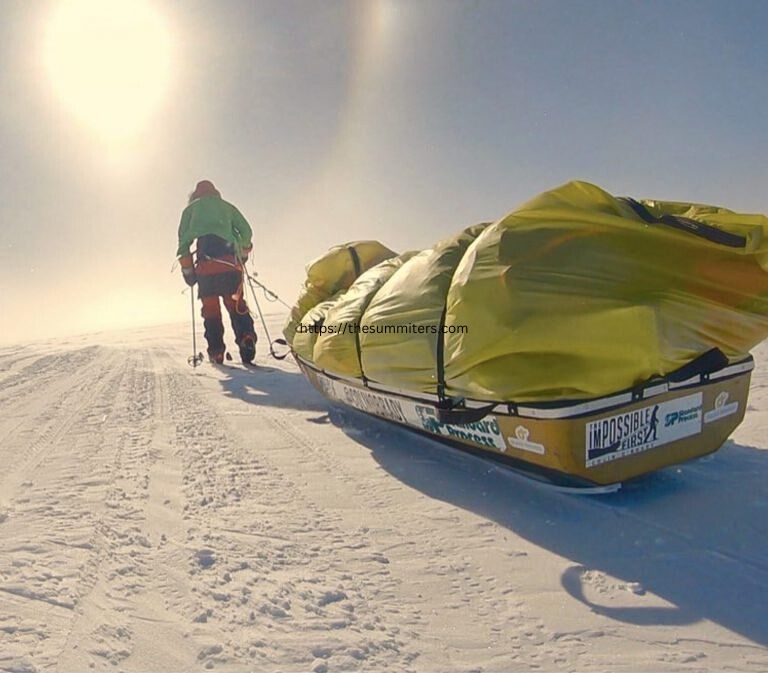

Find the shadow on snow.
[
  {"left": 218, "top": 366, "right": 768, "bottom": 645},
  {"left": 327, "top": 403, "right": 768, "bottom": 646},
  {"left": 216, "top": 363, "right": 328, "bottom": 413}
]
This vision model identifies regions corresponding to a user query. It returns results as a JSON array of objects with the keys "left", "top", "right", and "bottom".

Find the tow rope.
[
  {"left": 197, "top": 253, "right": 291, "bottom": 361},
  {"left": 242, "top": 268, "right": 290, "bottom": 360}
]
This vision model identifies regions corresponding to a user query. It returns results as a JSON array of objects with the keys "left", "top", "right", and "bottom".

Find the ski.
[
  {"left": 494, "top": 465, "right": 622, "bottom": 495},
  {"left": 204, "top": 357, "right": 275, "bottom": 373},
  {"left": 455, "top": 440, "right": 623, "bottom": 495}
]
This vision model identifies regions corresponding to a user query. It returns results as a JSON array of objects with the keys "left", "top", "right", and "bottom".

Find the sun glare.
[{"left": 43, "top": 0, "right": 172, "bottom": 143}]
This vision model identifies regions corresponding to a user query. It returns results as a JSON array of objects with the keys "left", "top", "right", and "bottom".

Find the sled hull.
[{"left": 297, "top": 356, "right": 753, "bottom": 486}]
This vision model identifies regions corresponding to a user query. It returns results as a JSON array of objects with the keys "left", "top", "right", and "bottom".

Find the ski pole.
[{"left": 188, "top": 288, "right": 204, "bottom": 367}]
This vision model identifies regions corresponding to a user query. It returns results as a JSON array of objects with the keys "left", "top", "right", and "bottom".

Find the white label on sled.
[
  {"left": 704, "top": 391, "right": 739, "bottom": 424},
  {"left": 323, "top": 379, "right": 408, "bottom": 423},
  {"left": 409, "top": 404, "right": 507, "bottom": 451},
  {"left": 585, "top": 393, "right": 702, "bottom": 468}
]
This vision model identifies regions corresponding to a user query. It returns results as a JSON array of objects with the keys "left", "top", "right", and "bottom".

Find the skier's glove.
[{"left": 182, "top": 266, "right": 197, "bottom": 287}]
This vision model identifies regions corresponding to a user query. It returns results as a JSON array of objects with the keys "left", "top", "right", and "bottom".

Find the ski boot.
[
  {"left": 239, "top": 334, "right": 256, "bottom": 365},
  {"left": 203, "top": 317, "right": 226, "bottom": 365}
]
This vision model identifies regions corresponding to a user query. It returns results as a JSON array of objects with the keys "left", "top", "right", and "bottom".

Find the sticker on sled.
[{"left": 585, "top": 393, "right": 703, "bottom": 468}]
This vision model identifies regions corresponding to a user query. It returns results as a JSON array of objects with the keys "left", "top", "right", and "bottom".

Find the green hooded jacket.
[{"left": 176, "top": 195, "right": 253, "bottom": 258}]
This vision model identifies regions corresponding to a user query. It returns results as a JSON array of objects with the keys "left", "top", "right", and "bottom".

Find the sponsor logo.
[
  {"left": 413, "top": 405, "right": 506, "bottom": 450},
  {"left": 704, "top": 391, "right": 739, "bottom": 424},
  {"left": 585, "top": 393, "right": 702, "bottom": 467},
  {"left": 507, "top": 425, "right": 546, "bottom": 455}
]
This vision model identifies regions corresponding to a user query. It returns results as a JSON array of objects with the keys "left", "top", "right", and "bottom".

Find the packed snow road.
[{"left": 1, "top": 317, "right": 767, "bottom": 672}]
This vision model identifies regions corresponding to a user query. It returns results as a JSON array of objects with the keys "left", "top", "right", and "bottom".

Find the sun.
[{"left": 43, "top": 0, "right": 172, "bottom": 142}]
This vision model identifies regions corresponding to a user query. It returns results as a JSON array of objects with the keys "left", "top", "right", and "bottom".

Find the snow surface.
[{"left": 1, "top": 314, "right": 767, "bottom": 672}]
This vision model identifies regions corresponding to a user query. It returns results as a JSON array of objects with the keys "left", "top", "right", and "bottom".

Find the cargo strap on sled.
[
  {"left": 435, "top": 397, "right": 496, "bottom": 425},
  {"left": 620, "top": 197, "right": 748, "bottom": 248},
  {"left": 667, "top": 348, "right": 729, "bottom": 382},
  {"left": 431, "top": 349, "right": 731, "bottom": 426},
  {"left": 432, "top": 273, "right": 497, "bottom": 424}
]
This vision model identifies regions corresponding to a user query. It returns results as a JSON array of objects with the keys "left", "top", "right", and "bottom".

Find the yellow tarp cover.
[
  {"left": 283, "top": 241, "right": 396, "bottom": 344},
  {"left": 313, "top": 252, "right": 418, "bottom": 377},
  {"left": 284, "top": 181, "right": 768, "bottom": 402}
]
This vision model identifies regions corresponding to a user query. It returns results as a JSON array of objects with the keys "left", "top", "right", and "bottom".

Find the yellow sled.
[
  {"left": 296, "top": 352, "right": 752, "bottom": 487},
  {"left": 284, "top": 182, "right": 768, "bottom": 486}
]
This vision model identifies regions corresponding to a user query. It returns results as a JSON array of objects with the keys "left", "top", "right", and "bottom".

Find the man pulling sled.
[{"left": 177, "top": 180, "right": 257, "bottom": 365}]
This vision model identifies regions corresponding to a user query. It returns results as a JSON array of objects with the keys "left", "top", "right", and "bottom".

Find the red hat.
[{"left": 190, "top": 180, "right": 220, "bottom": 200}]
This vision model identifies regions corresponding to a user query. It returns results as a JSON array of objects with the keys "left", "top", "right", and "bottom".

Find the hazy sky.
[{"left": 1, "top": 0, "right": 767, "bottom": 344}]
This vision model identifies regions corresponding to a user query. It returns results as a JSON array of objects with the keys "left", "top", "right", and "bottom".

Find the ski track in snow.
[{"left": 0, "top": 317, "right": 766, "bottom": 672}]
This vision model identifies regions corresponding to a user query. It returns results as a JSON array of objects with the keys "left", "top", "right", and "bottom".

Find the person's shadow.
[{"left": 217, "top": 364, "right": 328, "bottom": 413}]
